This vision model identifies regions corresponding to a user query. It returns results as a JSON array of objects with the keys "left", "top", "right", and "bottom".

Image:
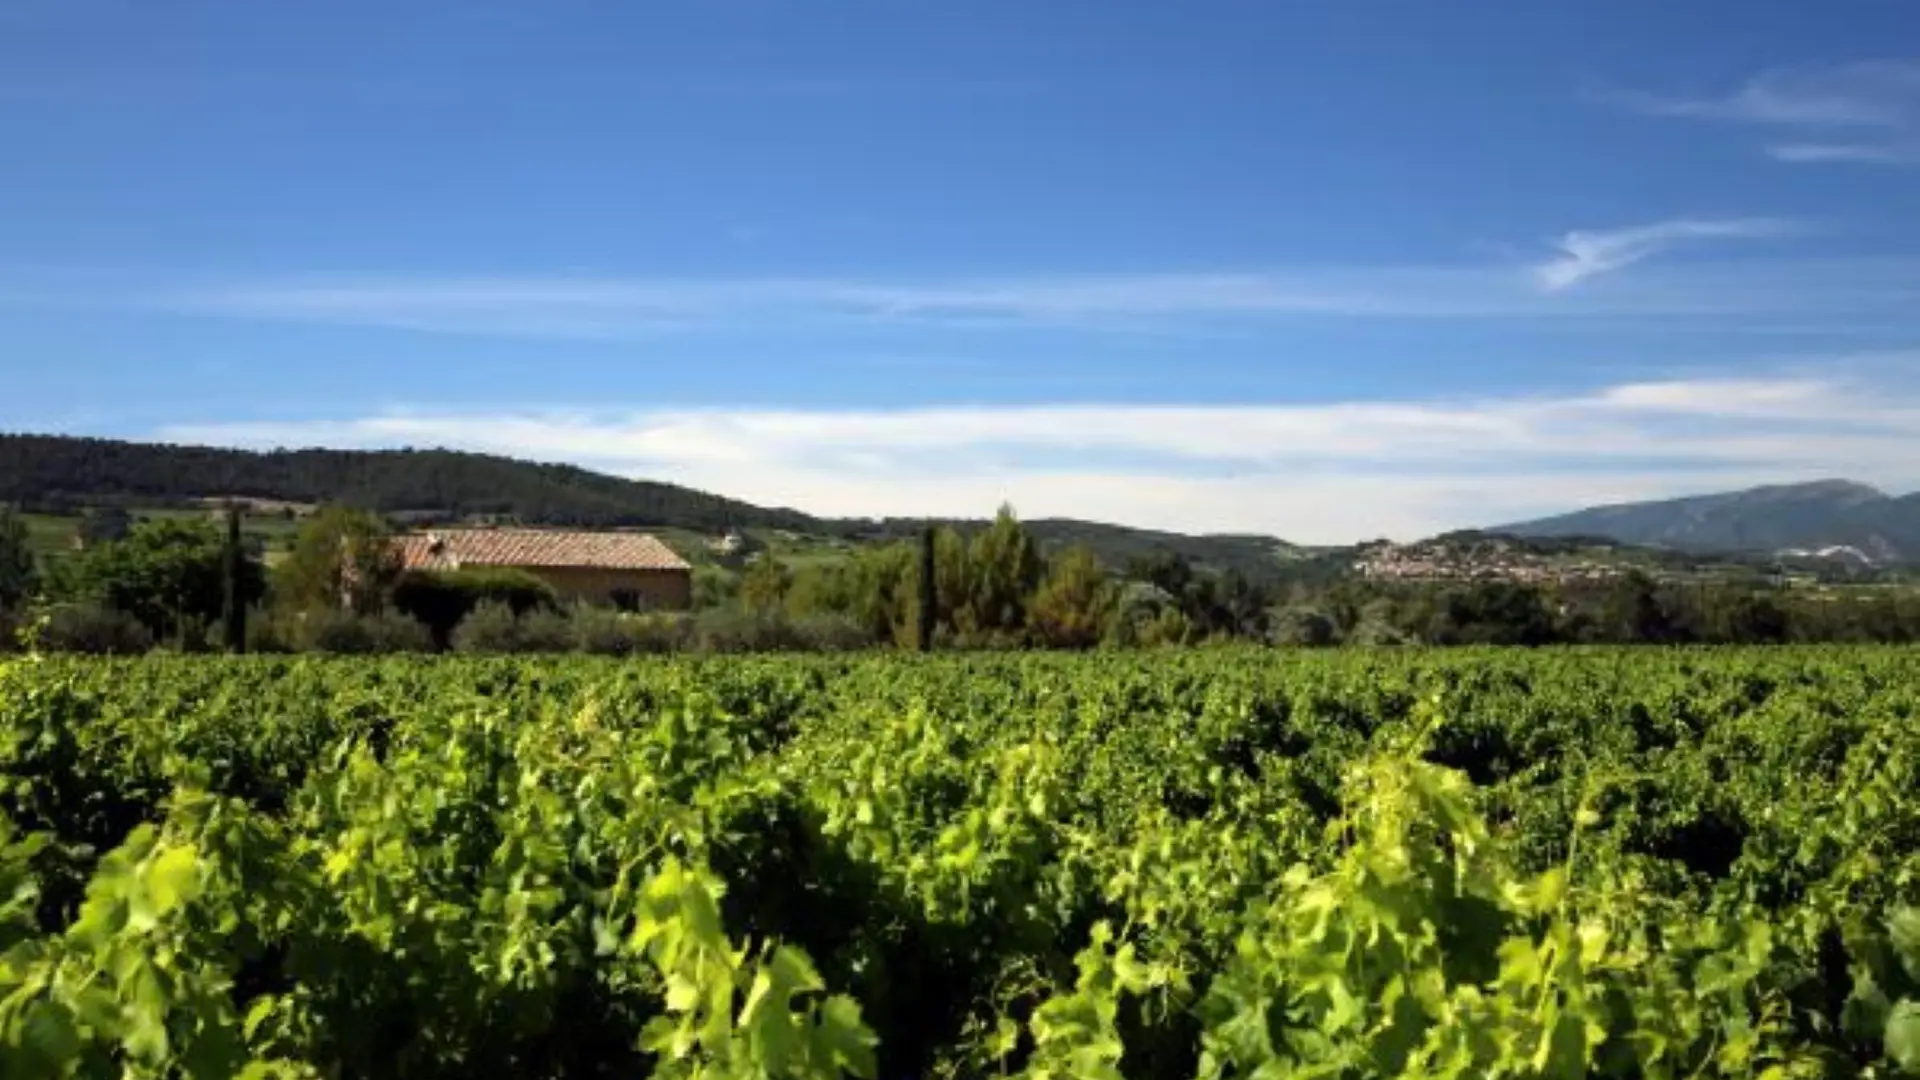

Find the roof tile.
[{"left": 395, "top": 528, "right": 691, "bottom": 572}]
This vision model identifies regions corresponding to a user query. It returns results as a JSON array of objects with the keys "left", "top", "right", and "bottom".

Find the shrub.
[
  {"left": 450, "top": 601, "right": 521, "bottom": 653},
  {"left": 393, "top": 568, "right": 558, "bottom": 648},
  {"left": 244, "top": 608, "right": 294, "bottom": 654},
  {"left": 294, "top": 610, "right": 433, "bottom": 655},
  {"left": 516, "top": 608, "right": 576, "bottom": 653},
  {"left": 451, "top": 602, "right": 576, "bottom": 654},
  {"left": 1347, "top": 617, "right": 1411, "bottom": 647},
  {"left": 692, "top": 565, "right": 738, "bottom": 610},
  {"left": 690, "top": 609, "right": 803, "bottom": 653},
  {"left": 36, "top": 602, "right": 153, "bottom": 655},
  {"left": 573, "top": 608, "right": 692, "bottom": 655},
  {"left": 788, "top": 613, "right": 874, "bottom": 652},
  {"left": 1270, "top": 607, "right": 1338, "bottom": 647}
]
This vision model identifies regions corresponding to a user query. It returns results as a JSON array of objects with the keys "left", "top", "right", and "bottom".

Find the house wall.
[{"left": 509, "top": 566, "right": 693, "bottom": 610}]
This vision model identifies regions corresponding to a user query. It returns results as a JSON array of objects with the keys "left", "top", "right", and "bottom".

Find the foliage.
[
  {"left": 4, "top": 647, "right": 1920, "bottom": 1075},
  {"left": 450, "top": 601, "right": 574, "bottom": 653},
  {"left": 967, "top": 505, "right": 1045, "bottom": 635},
  {"left": 785, "top": 615, "right": 873, "bottom": 652},
  {"left": 0, "top": 507, "right": 35, "bottom": 611},
  {"left": 688, "top": 609, "right": 807, "bottom": 653},
  {"left": 392, "top": 567, "right": 558, "bottom": 647},
  {"left": 573, "top": 608, "right": 691, "bottom": 656},
  {"left": 1027, "top": 545, "right": 1116, "bottom": 649},
  {"left": 630, "top": 858, "right": 878, "bottom": 1079},
  {"left": 50, "top": 518, "right": 263, "bottom": 644},
  {"left": 0, "top": 433, "right": 824, "bottom": 533},
  {"left": 33, "top": 602, "right": 155, "bottom": 655},
  {"left": 276, "top": 505, "right": 400, "bottom": 616},
  {"left": 1269, "top": 605, "right": 1338, "bottom": 647},
  {"left": 693, "top": 566, "right": 739, "bottom": 611},
  {"left": 291, "top": 609, "right": 435, "bottom": 654},
  {"left": 739, "top": 556, "right": 793, "bottom": 615},
  {"left": 73, "top": 505, "right": 131, "bottom": 548}
]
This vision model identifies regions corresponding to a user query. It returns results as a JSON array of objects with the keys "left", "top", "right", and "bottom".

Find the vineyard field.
[{"left": 3, "top": 647, "right": 1919, "bottom": 1078}]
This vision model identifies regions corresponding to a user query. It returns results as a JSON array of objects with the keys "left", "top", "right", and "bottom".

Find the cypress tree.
[
  {"left": 918, "top": 525, "right": 936, "bottom": 652},
  {"left": 221, "top": 504, "right": 247, "bottom": 653}
]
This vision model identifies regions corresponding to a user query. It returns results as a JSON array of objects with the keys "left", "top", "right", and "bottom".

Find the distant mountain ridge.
[
  {"left": 1498, "top": 479, "right": 1920, "bottom": 563},
  {"left": 0, "top": 432, "right": 1309, "bottom": 578}
]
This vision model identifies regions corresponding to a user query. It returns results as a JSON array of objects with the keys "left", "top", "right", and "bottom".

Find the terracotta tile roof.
[{"left": 395, "top": 528, "right": 691, "bottom": 573}]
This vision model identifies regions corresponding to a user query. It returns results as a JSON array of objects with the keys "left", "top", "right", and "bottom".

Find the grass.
[
  {"left": 19, "top": 507, "right": 305, "bottom": 563},
  {"left": 20, "top": 514, "right": 74, "bottom": 559}
]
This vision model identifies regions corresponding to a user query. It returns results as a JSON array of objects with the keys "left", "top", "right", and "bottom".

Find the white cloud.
[
  {"left": 1622, "top": 60, "right": 1920, "bottom": 166},
  {"left": 1767, "top": 141, "right": 1920, "bottom": 165},
  {"left": 1532, "top": 219, "right": 1794, "bottom": 291},
  {"left": 156, "top": 370, "right": 1920, "bottom": 543}
]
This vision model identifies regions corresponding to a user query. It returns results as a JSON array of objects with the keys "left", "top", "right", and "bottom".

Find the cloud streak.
[
  {"left": 1767, "top": 141, "right": 1920, "bottom": 165},
  {"left": 1531, "top": 218, "right": 1794, "bottom": 291},
  {"left": 156, "top": 370, "right": 1920, "bottom": 542},
  {"left": 58, "top": 251, "right": 1915, "bottom": 340},
  {"left": 1620, "top": 59, "right": 1920, "bottom": 166}
]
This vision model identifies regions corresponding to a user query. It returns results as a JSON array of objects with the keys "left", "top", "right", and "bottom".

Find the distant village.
[{"left": 1352, "top": 537, "right": 1633, "bottom": 585}]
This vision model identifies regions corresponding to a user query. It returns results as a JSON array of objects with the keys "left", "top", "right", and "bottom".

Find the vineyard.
[{"left": 2, "top": 648, "right": 1919, "bottom": 1078}]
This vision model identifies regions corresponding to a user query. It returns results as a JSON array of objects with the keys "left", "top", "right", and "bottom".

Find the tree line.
[{"left": 7, "top": 500, "right": 1920, "bottom": 655}]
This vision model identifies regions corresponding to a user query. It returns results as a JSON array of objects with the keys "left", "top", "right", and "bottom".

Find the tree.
[
  {"left": 0, "top": 506, "right": 35, "bottom": 609},
  {"left": 1029, "top": 546, "right": 1115, "bottom": 649},
  {"left": 1191, "top": 569, "right": 1270, "bottom": 638},
  {"left": 842, "top": 542, "right": 915, "bottom": 646},
  {"left": 935, "top": 527, "right": 976, "bottom": 635},
  {"left": 278, "top": 505, "right": 401, "bottom": 614},
  {"left": 221, "top": 505, "right": 247, "bottom": 652},
  {"left": 1421, "top": 582, "right": 1557, "bottom": 646},
  {"left": 692, "top": 565, "right": 738, "bottom": 610},
  {"left": 58, "top": 518, "right": 263, "bottom": 644},
  {"left": 1270, "top": 606, "right": 1338, "bottom": 647},
  {"left": 1597, "top": 572, "right": 1674, "bottom": 644},
  {"left": 968, "top": 504, "right": 1043, "bottom": 634},
  {"left": 738, "top": 555, "right": 792, "bottom": 614},
  {"left": 918, "top": 527, "right": 937, "bottom": 651},
  {"left": 74, "top": 505, "right": 131, "bottom": 548},
  {"left": 1128, "top": 550, "right": 1193, "bottom": 599}
]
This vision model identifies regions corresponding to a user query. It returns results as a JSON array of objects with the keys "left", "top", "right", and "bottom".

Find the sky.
[{"left": 5, "top": 1, "right": 1920, "bottom": 542}]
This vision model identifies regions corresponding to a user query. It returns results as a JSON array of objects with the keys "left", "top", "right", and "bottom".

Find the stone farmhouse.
[{"left": 395, "top": 528, "right": 693, "bottom": 610}]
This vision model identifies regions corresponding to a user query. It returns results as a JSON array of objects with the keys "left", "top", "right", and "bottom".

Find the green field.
[
  {"left": 20, "top": 507, "right": 305, "bottom": 563},
  {"left": 2, "top": 647, "right": 1918, "bottom": 1077}
]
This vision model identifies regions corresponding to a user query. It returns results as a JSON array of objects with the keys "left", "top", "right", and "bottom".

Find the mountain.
[
  {"left": 1498, "top": 480, "right": 1920, "bottom": 563},
  {"left": 0, "top": 432, "right": 1313, "bottom": 578}
]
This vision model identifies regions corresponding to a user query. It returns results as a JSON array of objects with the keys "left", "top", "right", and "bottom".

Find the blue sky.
[{"left": 5, "top": 0, "right": 1920, "bottom": 539}]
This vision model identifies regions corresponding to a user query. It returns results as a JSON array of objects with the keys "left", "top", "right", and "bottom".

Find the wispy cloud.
[
  {"left": 156, "top": 368, "right": 1920, "bottom": 542},
  {"left": 27, "top": 248, "right": 1911, "bottom": 340},
  {"left": 1618, "top": 59, "right": 1920, "bottom": 166},
  {"left": 1531, "top": 218, "right": 1795, "bottom": 291},
  {"left": 1768, "top": 141, "right": 1920, "bottom": 165}
]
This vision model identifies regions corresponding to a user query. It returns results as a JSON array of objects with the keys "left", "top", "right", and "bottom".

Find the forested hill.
[
  {"left": 0, "top": 433, "right": 823, "bottom": 532},
  {"left": 0, "top": 433, "right": 1315, "bottom": 576}
]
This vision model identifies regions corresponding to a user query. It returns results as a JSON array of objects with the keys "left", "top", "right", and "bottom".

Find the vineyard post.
[
  {"left": 918, "top": 525, "right": 936, "bottom": 652},
  {"left": 222, "top": 503, "right": 246, "bottom": 653}
]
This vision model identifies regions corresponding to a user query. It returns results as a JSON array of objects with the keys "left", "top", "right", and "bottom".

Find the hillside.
[
  {"left": 1498, "top": 480, "right": 1920, "bottom": 563},
  {"left": 0, "top": 432, "right": 1312, "bottom": 578},
  {"left": 849, "top": 516, "right": 1334, "bottom": 583},
  {"left": 0, "top": 433, "right": 826, "bottom": 533}
]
